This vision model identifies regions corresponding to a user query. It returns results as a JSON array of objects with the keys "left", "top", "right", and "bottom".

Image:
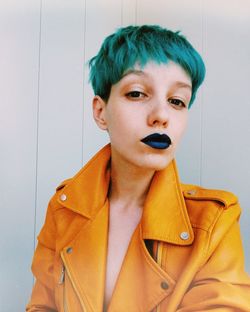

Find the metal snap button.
[
  {"left": 161, "top": 281, "right": 169, "bottom": 290},
  {"left": 60, "top": 194, "right": 67, "bottom": 201},
  {"left": 66, "top": 247, "right": 73, "bottom": 254},
  {"left": 180, "top": 231, "right": 189, "bottom": 240}
]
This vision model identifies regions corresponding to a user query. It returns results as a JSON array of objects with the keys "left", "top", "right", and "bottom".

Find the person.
[{"left": 26, "top": 25, "right": 250, "bottom": 311}]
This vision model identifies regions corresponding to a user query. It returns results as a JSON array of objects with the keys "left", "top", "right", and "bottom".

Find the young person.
[{"left": 27, "top": 25, "right": 250, "bottom": 311}]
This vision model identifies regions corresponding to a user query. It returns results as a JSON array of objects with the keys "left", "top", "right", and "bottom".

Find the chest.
[{"left": 103, "top": 205, "right": 142, "bottom": 310}]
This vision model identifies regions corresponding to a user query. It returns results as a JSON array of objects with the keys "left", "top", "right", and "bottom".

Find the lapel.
[
  {"left": 57, "top": 144, "right": 194, "bottom": 311},
  {"left": 57, "top": 144, "right": 111, "bottom": 219},
  {"left": 61, "top": 199, "right": 109, "bottom": 311},
  {"left": 141, "top": 160, "right": 194, "bottom": 245},
  {"left": 108, "top": 225, "right": 176, "bottom": 312}
]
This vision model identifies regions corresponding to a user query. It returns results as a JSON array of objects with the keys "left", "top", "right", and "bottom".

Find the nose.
[{"left": 147, "top": 98, "right": 170, "bottom": 128}]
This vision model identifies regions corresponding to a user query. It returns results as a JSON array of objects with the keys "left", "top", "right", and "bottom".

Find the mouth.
[{"left": 141, "top": 133, "right": 172, "bottom": 150}]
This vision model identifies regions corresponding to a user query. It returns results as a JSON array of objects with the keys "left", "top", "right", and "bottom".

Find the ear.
[{"left": 92, "top": 95, "right": 108, "bottom": 130}]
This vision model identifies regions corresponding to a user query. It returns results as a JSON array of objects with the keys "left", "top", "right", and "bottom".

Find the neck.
[{"left": 108, "top": 152, "right": 155, "bottom": 211}]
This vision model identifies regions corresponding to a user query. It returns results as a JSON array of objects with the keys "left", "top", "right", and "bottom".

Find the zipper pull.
[{"left": 59, "top": 265, "right": 65, "bottom": 284}]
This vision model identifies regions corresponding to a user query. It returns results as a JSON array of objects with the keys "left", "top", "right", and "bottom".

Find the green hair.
[{"left": 89, "top": 25, "right": 205, "bottom": 107}]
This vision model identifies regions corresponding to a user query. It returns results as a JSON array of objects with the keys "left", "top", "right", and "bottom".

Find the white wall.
[{"left": 0, "top": 0, "right": 249, "bottom": 310}]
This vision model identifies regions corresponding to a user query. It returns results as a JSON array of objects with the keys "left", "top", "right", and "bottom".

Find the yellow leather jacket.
[{"left": 27, "top": 144, "right": 250, "bottom": 311}]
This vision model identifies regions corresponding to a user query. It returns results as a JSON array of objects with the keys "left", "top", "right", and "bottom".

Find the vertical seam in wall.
[
  {"left": 82, "top": 0, "right": 87, "bottom": 165},
  {"left": 33, "top": 0, "right": 43, "bottom": 284},
  {"left": 135, "top": 0, "right": 138, "bottom": 24},
  {"left": 200, "top": 0, "right": 205, "bottom": 187},
  {"left": 121, "top": 0, "right": 123, "bottom": 26}
]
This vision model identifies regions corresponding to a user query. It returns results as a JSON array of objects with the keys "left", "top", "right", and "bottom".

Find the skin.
[{"left": 92, "top": 61, "right": 192, "bottom": 309}]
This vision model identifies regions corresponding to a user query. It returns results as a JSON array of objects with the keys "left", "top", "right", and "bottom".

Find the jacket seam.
[
  {"left": 172, "top": 162, "right": 193, "bottom": 238},
  {"left": 199, "top": 207, "right": 224, "bottom": 268},
  {"left": 190, "top": 224, "right": 209, "bottom": 232}
]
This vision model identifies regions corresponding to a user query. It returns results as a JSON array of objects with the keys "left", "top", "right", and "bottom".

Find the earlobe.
[{"left": 92, "top": 96, "right": 108, "bottom": 130}]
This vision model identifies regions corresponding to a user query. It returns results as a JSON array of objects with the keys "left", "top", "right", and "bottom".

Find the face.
[{"left": 93, "top": 61, "right": 192, "bottom": 172}]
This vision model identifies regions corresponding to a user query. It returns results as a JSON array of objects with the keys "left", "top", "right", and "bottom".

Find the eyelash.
[
  {"left": 125, "top": 91, "right": 146, "bottom": 99},
  {"left": 125, "top": 91, "right": 187, "bottom": 108},
  {"left": 168, "top": 98, "right": 186, "bottom": 108}
]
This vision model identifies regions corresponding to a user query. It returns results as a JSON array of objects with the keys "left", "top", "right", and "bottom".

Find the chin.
[
  {"left": 151, "top": 162, "right": 171, "bottom": 171},
  {"left": 137, "top": 154, "right": 173, "bottom": 171}
]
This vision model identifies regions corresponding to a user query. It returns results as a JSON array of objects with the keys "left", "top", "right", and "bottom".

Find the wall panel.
[
  {"left": 0, "top": 1, "right": 41, "bottom": 310},
  {"left": 202, "top": 0, "right": 250, "bottom": 272},
  {"left": 35, "top": 0, "right": 86, "bottom": 236},
  {"left": 121, "top": 0, "right": 137, "bottom": 26}
]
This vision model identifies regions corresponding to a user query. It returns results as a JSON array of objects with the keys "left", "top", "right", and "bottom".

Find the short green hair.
[{"left": 89, "top": 25, "right": 205, "bottom": 107}]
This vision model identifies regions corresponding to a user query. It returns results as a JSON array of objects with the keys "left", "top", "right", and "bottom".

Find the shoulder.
[
  {"left": 181, "top": 184, "right": 241, "bottom": 231},
  {"left": 46, "top": 178, "right": 73, "bottom": 212},
  {"left": 182, "top": 184, "right": 238, "bottom": 209},
  {"left": 40, "top": 177, "right": 85, "bottom": 244}
]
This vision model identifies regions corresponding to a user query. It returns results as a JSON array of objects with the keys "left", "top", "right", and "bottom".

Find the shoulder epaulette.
[
  {"left": 182, "top": 185, "right": 238, "bottom": 209},
  {"left": 56, "top": 178, "right": 72, "bottom": 191}
]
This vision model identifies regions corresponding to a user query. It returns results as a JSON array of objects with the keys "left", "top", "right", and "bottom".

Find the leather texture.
[{"left": 26, "top": 144, "right": 250, "bottom": 311}]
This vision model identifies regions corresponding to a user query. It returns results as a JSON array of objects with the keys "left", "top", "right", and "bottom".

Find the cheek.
[
  {"left": 180, "top": 116, "right": 188, "bottom": 135},
  {"left": 172, "top": 114, "right": 188, "bottom": 141},
  {"left": 175, "top": 114, "right": 188, "bottom": 136},
  {"left": 106, "top": 114, "right": 130, "bottom": 142},
  {"left": 105, "top": 108, "right": 121, "bottom": 131}
]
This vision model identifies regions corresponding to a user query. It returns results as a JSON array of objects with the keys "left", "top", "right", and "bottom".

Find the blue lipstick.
[{"left": 141, "top": 133, "right": 172, "bottom": 149}]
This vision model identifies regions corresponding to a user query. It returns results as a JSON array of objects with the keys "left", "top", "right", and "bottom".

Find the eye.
[
  {"left": 168, "top": 98, "right": 186, "bottom": 108},
  {"left": 125, "top": 91, "right": 147, "bottom": 99}
]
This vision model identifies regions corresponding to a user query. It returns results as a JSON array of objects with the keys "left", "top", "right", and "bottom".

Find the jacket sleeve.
[
  {"left": 26, "top": 203, "right": 58, "bottom": 311},
  {"left": 177, "top": 209, "right": 250, "bottom": 311}
]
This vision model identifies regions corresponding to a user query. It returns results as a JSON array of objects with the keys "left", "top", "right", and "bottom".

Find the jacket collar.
[
  {"left": 57, "top": 143, "right": 194, "bottom": 245},
  {"left": 141, "top": 159, "right": 194, "bottom": 245},
  {"left": 57, "top": 144, "right": 111, "bottom": 219}
]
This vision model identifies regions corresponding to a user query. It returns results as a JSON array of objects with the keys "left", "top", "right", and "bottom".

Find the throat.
[{"left": 108, "top": 152, "right": 155, "bottom": 208}]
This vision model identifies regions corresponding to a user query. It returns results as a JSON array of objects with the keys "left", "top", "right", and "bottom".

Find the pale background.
[{"left": 1, "top": 0, "right": 250, "bottom": 310}]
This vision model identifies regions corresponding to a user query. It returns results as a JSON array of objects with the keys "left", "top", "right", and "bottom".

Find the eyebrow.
[
  {"left": 122, "top": 69, "right": 145, "bottom": 78},
  {"left": 122, "top": 69, "right": 192, "bottom": 90},
  {"left": 173, "top": 81, "right": 192, "bottom": 90}
]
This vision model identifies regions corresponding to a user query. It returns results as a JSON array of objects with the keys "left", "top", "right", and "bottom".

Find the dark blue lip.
[{"left": 141, "top": 133, "right": 172, "bottom": 150}]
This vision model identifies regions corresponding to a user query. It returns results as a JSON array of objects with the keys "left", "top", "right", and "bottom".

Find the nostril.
[{"left": 152, "top": 119, "right": 168, "bottom": 127}]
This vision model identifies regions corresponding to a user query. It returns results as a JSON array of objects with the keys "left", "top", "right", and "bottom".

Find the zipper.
[
  {"left": 59, "top": 264, "right": 68, "bottom": 312},
  {"left": 59, "top": 265, "right": 65, "bottom": 285},
  {"left": 156, "top": 241, "right": 163, "bottom": 267},
  {"left": 60, "top": 252, "right": 87, "bottom": 311},
  {"left": 155, "top": 241, "right": 163, "bottom": 312}
]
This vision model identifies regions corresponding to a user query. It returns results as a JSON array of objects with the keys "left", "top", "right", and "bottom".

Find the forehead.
[{"left": 120, "top": 61, "right": 192, "bottom": 89}]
